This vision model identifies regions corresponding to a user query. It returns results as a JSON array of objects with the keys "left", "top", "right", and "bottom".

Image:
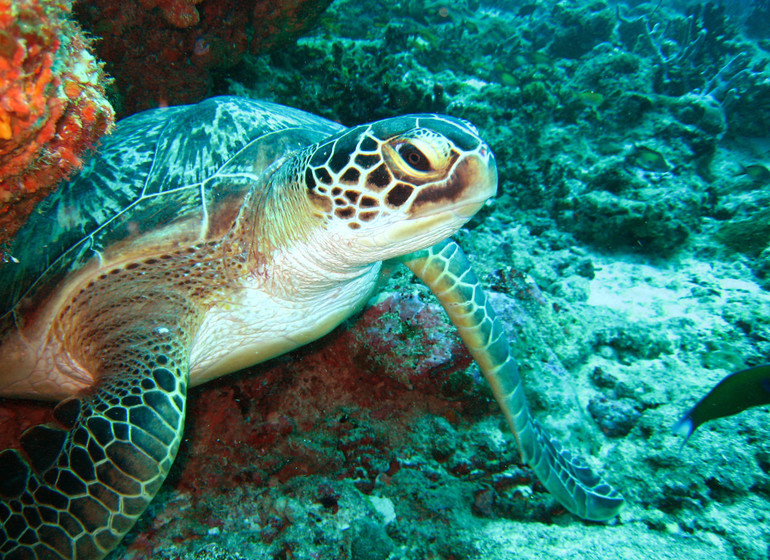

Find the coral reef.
[
  {"left": 617, "top": 1, "right": 770, "bottom": 137},
  {"left": 232, "top": 0, "right": 769, "bottom": 261},
  {"left": 72, "top": 0, "right": 334, "bottom": 116},
  {"left": 0, "top": 0, "right": 114, "bottom": 247}
]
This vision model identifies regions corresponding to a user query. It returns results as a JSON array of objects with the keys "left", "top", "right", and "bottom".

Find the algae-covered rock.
[
  {"left": 560, "top": 189, "right": 692, "bottom": 255},
  {"left": 587, "top": 397, "right": 642, "bottom": 437},
  {"left": 717, "top": 207, "right": 770, "bottom": 257},
  {"left": 549, "top": 0, "right": 615, "bottom": 59},
  {"left": 668, "top": 93, "right": 728, "bottom": 138},
  {"left": 350, "top": 519, "right": 393, "bottom": 560},
  {"left": 755, "top": 247, "right": 770, "bottom": 290}
]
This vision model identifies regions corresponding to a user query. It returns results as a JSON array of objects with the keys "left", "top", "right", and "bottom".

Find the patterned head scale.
[{"left": 302, "top": 114, "right": 497, "bottom": 253}]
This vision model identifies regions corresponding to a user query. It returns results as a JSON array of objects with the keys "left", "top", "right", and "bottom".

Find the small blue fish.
[
  {"left": 736, "top": 163, "right": 770, "bottom": 184},
  {"left": 674, "top": 364, "right": 770, "bottom": 445},
  {"left": 628, "top": 145, "right": 671, "bottom": 172}
]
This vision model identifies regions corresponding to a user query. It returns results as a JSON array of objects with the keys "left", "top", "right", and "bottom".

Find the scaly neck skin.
[
  {"left": 271, "top": 234, "right": 383, "bottom": 303},
  {"left": 245, "top": 154, "right": 381, "bottom": 301},
  {"left": 248, "top": 152, "right": 317, "bottom": 256}
]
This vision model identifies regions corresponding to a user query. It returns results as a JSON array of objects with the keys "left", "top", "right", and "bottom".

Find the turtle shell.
[{"left": 0, "top": 96, "right": 344, "bottom": 335}]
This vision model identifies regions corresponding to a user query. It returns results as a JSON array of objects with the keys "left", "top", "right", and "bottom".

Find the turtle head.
[{"left": 303, "top": 114, "right": 497, "bottom": 262}]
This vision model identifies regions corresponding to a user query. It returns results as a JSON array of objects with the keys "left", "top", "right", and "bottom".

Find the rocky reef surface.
[{"left": 1, "top": 0, "right": 768, "bottom": 559}]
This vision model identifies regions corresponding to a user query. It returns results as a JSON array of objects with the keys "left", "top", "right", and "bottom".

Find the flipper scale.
[{"left": 0, "top": 312, "right": 191, "bottom": 559}]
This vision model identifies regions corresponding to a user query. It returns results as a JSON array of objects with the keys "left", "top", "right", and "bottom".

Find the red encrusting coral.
[
  {"left": 138, "top": 0, "right": 204, "bottom": 28},
  {"left": 172, "top": 292, "right": 481, "bottom": 495},
  {"left": 0, "top": 291, "right": 483, "bottom": 488},
  {"left": 0, "top": 0, "right": 114, "bottom": 247},
  {"left": 73, "top": 0, "right": 334, "bottom": 117},
  {"left": 0, "top": 291, "right": 546, "bottom": 552}
]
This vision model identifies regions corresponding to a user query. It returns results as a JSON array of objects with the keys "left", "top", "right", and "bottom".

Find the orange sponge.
[{"left": 0, "top": 0, "right": 114, "bottom": 247}]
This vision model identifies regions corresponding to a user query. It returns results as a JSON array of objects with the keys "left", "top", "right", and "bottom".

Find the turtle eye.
[{"left": 398, "top": 143, "right": 432, "bottom": 172}]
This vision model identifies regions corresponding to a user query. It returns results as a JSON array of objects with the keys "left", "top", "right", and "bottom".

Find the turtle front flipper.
[
  {"left": 0, "top": 320, "right": 190, "bottom": 559},
  {"left": 402, "top": 240, "right": 624, "bottom": 521}
]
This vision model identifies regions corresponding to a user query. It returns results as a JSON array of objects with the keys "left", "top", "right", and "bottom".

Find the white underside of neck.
[{"left": 188, "top": 243, "right": 382, "bottom": 386}]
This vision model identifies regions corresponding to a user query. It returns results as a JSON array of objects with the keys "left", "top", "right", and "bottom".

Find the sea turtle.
[{"left": 0, "top": 96, "right": 623, "bottom": 559}]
